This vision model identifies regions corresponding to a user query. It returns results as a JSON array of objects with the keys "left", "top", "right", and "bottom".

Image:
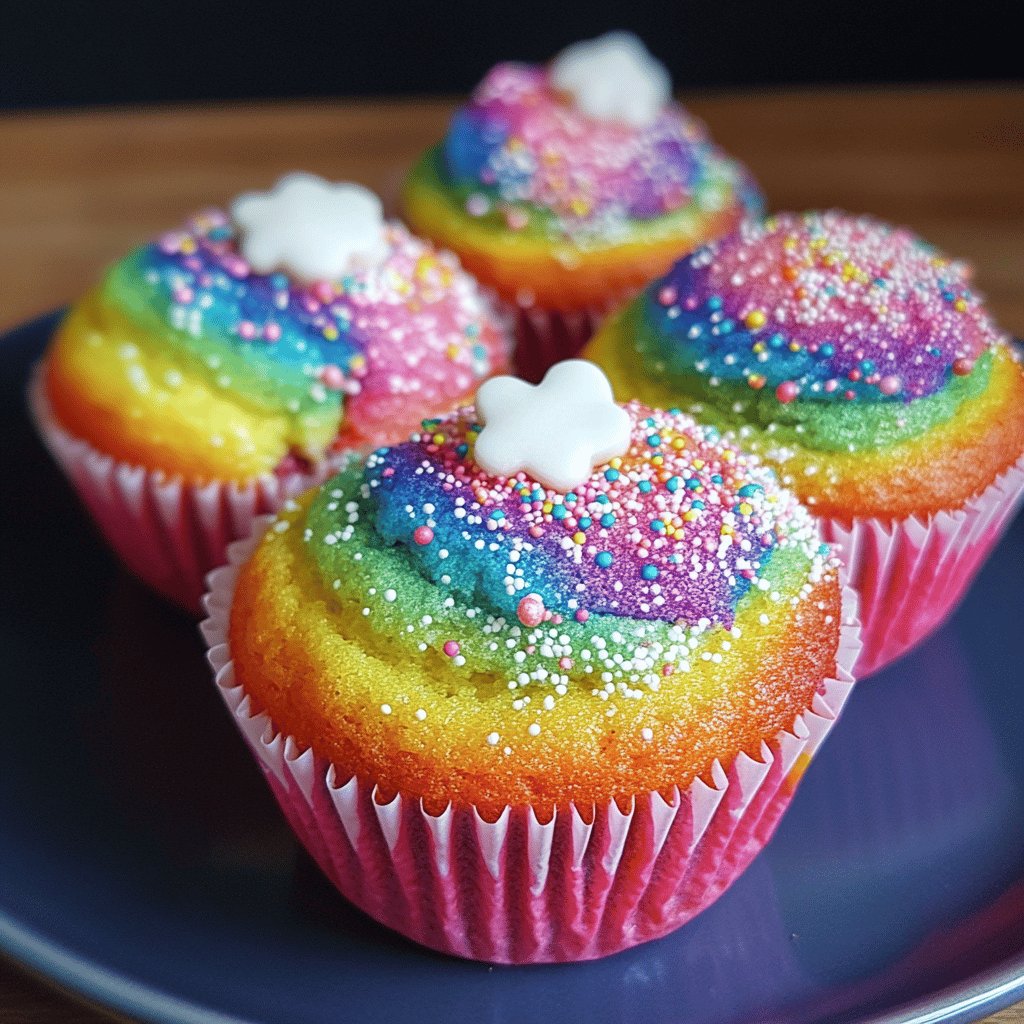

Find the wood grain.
[{"left": 1, "top": 88, "right": 1022, "bottom": 1023}]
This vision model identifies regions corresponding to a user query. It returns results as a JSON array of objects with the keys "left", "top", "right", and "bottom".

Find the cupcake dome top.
[
  {"left": 439, "top": 34, "right": 755, "bottom": 241},
  {"left": 47, "top": 172, "right": 508, "bottom": 483},
  {"left": 645, "top": 211, "right": 1006, "bottom": 405}
]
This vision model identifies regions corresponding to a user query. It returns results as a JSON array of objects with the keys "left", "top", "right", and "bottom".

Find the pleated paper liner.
[
  {"left": 201, "top": 516, "right": 862, "bottom": 964},
  {"left": 820, "top": 452, "right": 1024, "bottom": 676}
]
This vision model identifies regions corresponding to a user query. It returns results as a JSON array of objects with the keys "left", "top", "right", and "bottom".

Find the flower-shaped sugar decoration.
[
  {"left": 474, "top": 360, "right": 631, "bottom": 492},
  {"left": 549, "top": 31, "right": 671, "bottom": 127},
  {"left": 230, "top": 172, "right": 389, "bottom": 283}
]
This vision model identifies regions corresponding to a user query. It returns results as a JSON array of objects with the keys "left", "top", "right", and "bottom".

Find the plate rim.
[{"left": 3, "top": 309, "right": 1024, "bottom": 1024}]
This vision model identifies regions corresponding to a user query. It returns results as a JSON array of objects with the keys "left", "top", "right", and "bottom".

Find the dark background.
[{"left": 0, "top": 0, "right": 1012, "bottom": 110}]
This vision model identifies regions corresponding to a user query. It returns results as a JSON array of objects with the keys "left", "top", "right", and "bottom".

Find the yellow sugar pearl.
[
  {"left": 180, "top": 238, "right": 197, "bottom": 254},
  {"left": 739, "top": 502, "right": 753, "bottom": 516},
  {"left": 323, "top": 325, "right": 339, "bottom": 341},
  {"left": 722, "top": 450, "right": 735, "bottom": 462},
  {"left": 692, "top": 459, "right": 705, "bottom": 470},
  {"left": 721, "top": 523, "right": 734, "bottom": 536},
  {"left": 543, "top": 501, "right": 554, "bottom": 514},
  {"left": 446, "top": 343, "right": 460, "bottom": 360},
  {"left": 671, "top": 437, "right": 686, "bottom": 450},
  {"left": 744, "top": 310, "right": 767, "bottom": 330},
  {"left": 684, "top": 510, "right": 700, "bottom": 522},
  {"left": 573, "top": 531, "right": 586, "bottom": 545},
  {"left": 432, "top": 433, "right": 445, "bottom": 445},
  {"left": 610, "top": 457, "right": 622, "bottom": 469},
  {"left": 954, "top": 298, "right": 968, "bottom": 313}
]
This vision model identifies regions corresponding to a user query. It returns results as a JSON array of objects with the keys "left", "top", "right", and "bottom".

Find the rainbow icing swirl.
[
  {"left": 596, "top": 212, "right": 1009, "bottom": 453},
  {"left": 428, "top": 63, "right": 761, "bottom": 243},
  {"left": 299, "top": 401, "right": 832, "bottom": 687}
]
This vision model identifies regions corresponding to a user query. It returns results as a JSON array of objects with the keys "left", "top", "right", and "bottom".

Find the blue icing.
[
  {"left": 643, "top": 259, "right": 905, "bottom": 404},
  {"left": 442, "top": 107, "right": 514, "bottom": 190}
]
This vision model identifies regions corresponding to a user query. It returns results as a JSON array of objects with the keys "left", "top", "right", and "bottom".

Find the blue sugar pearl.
[
  {"left": 638, "top": 480, "right": 653, "bottom": 493},
  {"left": 641, "top": 564, "right": 659, "bottom": 581},
  {"left": 647, "top": 434, "right": 661, "bottom": 447},
  {"left": 532, "top": 488, "right": 545, "bottom": 501},
  {"left": 720, "top": 318, "right": 734, "bottom": 334},
  {"left": 685, "top": 478, "right": 701, "bottom": 490},
  {"left": 708, "top": 295, "right": 723, "bottom": 311},
  {"left": 861, "top": 360, "right": 876, "bottom": 374},
  {"left": 691, "top": 499, "right": 706, "bottom": 510},
  {"left": 565, "top": 492, "right": 577, "bottom": 504},
  {"left": 818, "top": 543, "right": 831, "bottom": 555},
  {"left": 600, "top": 513, "right": 616, "bottom": 528},
  {"left": 769, "top": 333, "right": 786, "bottom": 349},
  {"left": 456, "top": 443, "right": 469, "bottom": 458},
  {"left": 737, "top": 484, "right": 762, "bottom": 498},
  {"left": 711, "top": 474, "right": 723, "bottom": 484},
  {"left": 490, "top": 509, "right": 505, "bottom": 521},
  {"left": 552, "top": 505, "right": 568, "bottom": 520},
  {"left": 820, "top": 343, "right": 835, "bottom": 357},
  {"left": 578, "top": 516, "right": 592, "bottom": 529},
  {"left": 596, "top": 494, "right": 610, "bottom": 505},
  {"left": 650, "top": 519, "right": 665, "bottom": 532},
  {"left": 595, "top": 551, "right": 614, "bottom": 568},
  {"left": 604, "top": 468, "right": 620, "bottom": 482},
  {"left": 666, "top": 476, "right": 681, "bottom": 492}
]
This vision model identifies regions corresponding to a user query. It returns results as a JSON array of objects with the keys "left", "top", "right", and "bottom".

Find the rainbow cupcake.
[
  {"left": 202, "top": 360, "right": 859, "bottom": 963},
  {"left": 403, "top": 32, "right": 761, "bottom": 380},
  {"left": 587, "top": 211, "right": 1024, "bottom": 673},
  {"left": 32, "top": 173, "right": 510, "bottom": 610}
]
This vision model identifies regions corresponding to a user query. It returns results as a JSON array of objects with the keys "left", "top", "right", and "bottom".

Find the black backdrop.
[{"left": 0, "top": 0, "right": 1012, "bottom": 109}]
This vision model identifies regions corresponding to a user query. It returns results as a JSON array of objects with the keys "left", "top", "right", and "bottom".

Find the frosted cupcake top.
[
  {"left": 643, "top": 211, "right": 1005, "bottom": 404},
  {"left": 301, "top": 363, "right": 834, "bottom": 698},
  {"left": 436, "top": 33, "right": 759, "bottom": 243},
  {"left": 101, "top": 174, "right": 507, "bottom": 455}
]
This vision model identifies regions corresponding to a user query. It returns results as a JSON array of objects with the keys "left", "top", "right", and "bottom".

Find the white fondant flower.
[
  {"left": 549, "top": 31, "right": 671, "bottom": 127},
  {"left": 230, "top": 172, "right": 389, "bottom": 282},
  {"left": 474, "top": 360, "right": 631, "bottom": 492}
]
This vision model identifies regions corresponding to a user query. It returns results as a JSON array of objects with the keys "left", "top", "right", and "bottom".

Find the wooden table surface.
[{"left": 1, "top": 86, "right": 1023, "bottom": 1023}]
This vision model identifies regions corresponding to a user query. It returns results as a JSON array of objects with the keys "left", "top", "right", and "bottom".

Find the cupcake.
[
  {"left": 201, "top": 359, "right": 859, "bottom": 963},
  {"left": 587, "top": 211, "right": 1024, "bottom": 675},
  {"left": 32, "top": 172, "right": 510, "bottom": 611},
  {"left": 402, "top": 32, "right": 762, "bottom": 381}
]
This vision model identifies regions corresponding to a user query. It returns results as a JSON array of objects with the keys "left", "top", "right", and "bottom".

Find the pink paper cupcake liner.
[
  {"left": 28, "top": 366, "right": 348, "bottom": 614},
  {"left": 819, "top": 453, "right": 1024, "bottom": 677},
  {"left": 200, "top": 516, "right": 862, "bottom": 964}
]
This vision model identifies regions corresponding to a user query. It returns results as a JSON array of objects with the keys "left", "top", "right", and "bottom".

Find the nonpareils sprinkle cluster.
[
  {"left": 443, "top": 63, "right": 727, "bottom": 237},
  {"left": 146, "top": 210, "right": 500, "bottom": 421},
  {"left": 364, "top": 401, "right": 827, "bottom": 630},
  {"left": 648, "top": 211, "right": 1006, "bottom": 403}
]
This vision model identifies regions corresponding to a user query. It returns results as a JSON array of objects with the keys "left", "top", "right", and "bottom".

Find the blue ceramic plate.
[{"left": 2, "top": 312, "right": 1024, "bottom": 1024}]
